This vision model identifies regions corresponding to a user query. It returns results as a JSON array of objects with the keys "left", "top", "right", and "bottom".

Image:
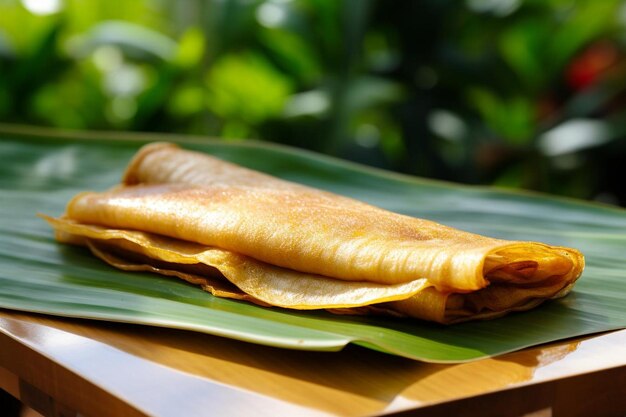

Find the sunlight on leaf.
[{"left": 538, "top": 119, "right": 611, "bottom": 156}]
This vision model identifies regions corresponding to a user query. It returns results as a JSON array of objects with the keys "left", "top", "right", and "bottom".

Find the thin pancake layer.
[
  {"left": 65, "top": 143, "right": 584, "bottom": 295},
  {"left": 44, "top": 216, "right": 582, "bottom": 324},
  {"left": 45, "top": 216, "right": 430, "bottom": 310},
  {"left": 46, "top": 143, "right": 585, "bottom": 324}
]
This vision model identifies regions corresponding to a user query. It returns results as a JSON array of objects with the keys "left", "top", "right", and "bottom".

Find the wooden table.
[{"left": 0, "top": 309, "right": 624, "bottom": 417}]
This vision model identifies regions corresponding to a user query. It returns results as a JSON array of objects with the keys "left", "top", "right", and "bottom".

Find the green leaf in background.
[
  {"left": 1, "top": 125, "right": 625, "bottom": 362},
  {"left": 205, "top": 52, "right": 293, "bottom": 137},
  {"left": 466, "top": 87, "right": 535, "bottom": 145}
]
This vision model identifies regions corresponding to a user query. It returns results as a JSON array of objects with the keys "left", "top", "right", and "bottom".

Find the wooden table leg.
[{"left": 0, "top": 367, "right": 79, "bottom": 417}]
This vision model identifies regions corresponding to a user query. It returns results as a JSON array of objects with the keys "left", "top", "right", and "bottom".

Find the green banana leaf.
[{"left": 1, "top": 124, "right": 625, "bottom": 362}]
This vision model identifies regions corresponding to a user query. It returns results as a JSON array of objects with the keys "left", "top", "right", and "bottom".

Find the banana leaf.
[{"left": 1, "top": 124, "right": 625, "bottom": 362}]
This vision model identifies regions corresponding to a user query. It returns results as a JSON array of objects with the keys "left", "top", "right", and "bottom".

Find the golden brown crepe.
[{"left": 43, "top": 142, "right": 584, "bottom": 324}]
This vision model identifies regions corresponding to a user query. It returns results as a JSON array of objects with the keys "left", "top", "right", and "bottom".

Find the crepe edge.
[{"left": 122, "top": 141, "right": 180, "bottom": 186}]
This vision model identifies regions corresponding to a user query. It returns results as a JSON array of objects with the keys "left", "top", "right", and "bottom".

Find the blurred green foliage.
[{"left": 1, "top": 0, "right": 626, "bottom": 205}]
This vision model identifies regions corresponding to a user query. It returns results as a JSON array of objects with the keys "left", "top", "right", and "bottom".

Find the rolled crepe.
[{"left": 43, "top": 143, "right": 584, "bottom": 323}]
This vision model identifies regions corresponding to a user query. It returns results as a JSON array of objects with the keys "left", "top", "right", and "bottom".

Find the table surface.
[{"left": 0, "top": 309, "right": 624, "bottom": 417}]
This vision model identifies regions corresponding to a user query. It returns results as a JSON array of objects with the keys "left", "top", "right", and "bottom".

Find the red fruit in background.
[{"left": 566, "top": 42, "right": 620, "bottom": 90}]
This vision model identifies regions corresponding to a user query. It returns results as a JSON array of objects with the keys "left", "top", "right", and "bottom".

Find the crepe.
[{"left": 43, "top": 142, "right": 584, "bottom": 323}]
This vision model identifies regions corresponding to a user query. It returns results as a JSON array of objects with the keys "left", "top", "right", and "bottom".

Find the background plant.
[{"left": 1, "top": 0, "right": 625, "bottom": 205}]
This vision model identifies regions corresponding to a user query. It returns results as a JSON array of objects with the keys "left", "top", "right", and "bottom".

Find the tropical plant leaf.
[{"left": 1, "top": 124, "right": 625, "bottom": 362}]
